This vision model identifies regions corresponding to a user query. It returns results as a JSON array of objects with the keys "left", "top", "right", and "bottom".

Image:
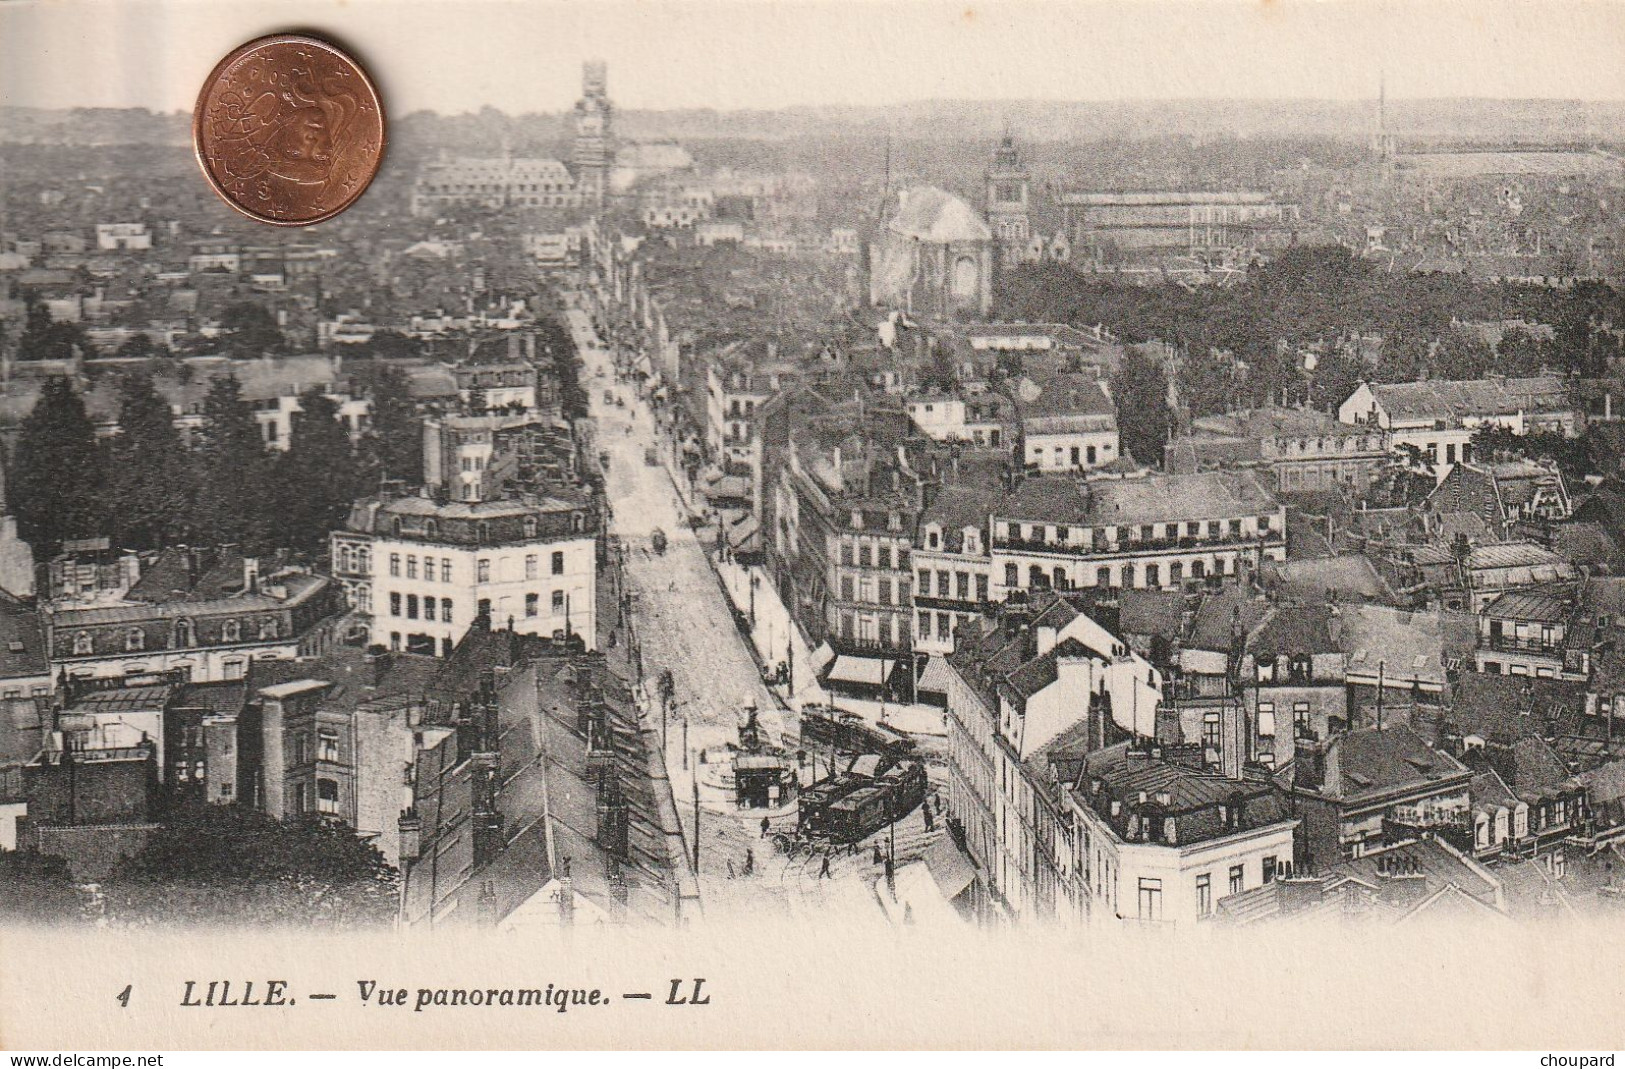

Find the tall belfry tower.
[
  {"left": 985, "top": 129, "right": 1031, "bottom": 268},
  {"left": 1371, "top": 71, "right": 1397, "bottom": 174},
  {"left": 573, "top": 60, "right": 613, "bottom": 210}
]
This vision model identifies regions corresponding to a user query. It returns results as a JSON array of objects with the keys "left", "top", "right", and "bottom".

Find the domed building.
[{"left": 868, "top": 186, "right": 994, "bottom": 319}]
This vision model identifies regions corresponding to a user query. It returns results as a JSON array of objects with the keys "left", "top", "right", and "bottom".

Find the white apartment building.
[
  {"left": 1338, "top": 377, "right": 1579, "bottom": 483},
  {"left": 95, "top": 223, "right": 152, "bottom": 251},
  {"left": 332, "top": 492, "right": 599, "bottom": 657},
  {"left": 991, "top": 470, "right": 1286, "bottom": 596},
  {"left": 1009, "top": 374, "right": 1120, "bottom": 473},
  {"left": 945, "top": 594, "right": 1164, "bottom": 919},
  {"left": 1065, "top": 743, "right": 1299, "bottom": 927}
]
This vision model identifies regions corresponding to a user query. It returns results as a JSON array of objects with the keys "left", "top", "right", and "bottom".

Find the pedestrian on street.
[
  {"left": 873, "top": 844, "right": 883, "bottom": 865},
  {"left": 727, "top": 860, "right": 735, "bottom": 879},
  {"left": 819, "top": 853, "right": 832, "bottom": 879},
  {"left": 744, "top": 848, "right": 755, "bottom": 876},
  {"left": 924, "top": 800, "right": 934, "bottom": 833},
  {"left": 760, "top": 815, "right": 770, "bottom": 838}
]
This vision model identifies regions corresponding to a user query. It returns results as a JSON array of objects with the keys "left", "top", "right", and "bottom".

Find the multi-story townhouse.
[
  {"left": 1339, "top": 376, "right": 1579, "bottom": 483},
  {"left": 990, "top": 470, "right": 1286, "bottom": 597},
  {"left": 44, "top": 549, "right": 341, "bottom": 684},
  {"left": 333, "top": 487, "right": 600, "bottom": 657},
  {"left": 945, "top": 593, "right": 1163, "bottom": 918},
  {"left": 1064, "top": 742, "right": 1298, "bottom": 927}
]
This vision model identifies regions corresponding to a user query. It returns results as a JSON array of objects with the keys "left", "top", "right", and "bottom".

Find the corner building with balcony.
[
  {"left": 333, "top": 488, "right": 599, "bottom": 657},
  {"left": 990, "top": 470, "right": 1286, "bottom": 596}
]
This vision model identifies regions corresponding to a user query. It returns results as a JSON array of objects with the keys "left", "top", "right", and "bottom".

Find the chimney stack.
[
  {"left": 1293, "top": 732, "right": 1327, "bottom": 791},
  {"left": 397, "top": 807, "right": 422, "bottom": 861}
]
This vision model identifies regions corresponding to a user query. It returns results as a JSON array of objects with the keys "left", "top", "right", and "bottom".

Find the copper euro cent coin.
[{"left": 193, "top": 33, "right": 385, "bottom": 226}]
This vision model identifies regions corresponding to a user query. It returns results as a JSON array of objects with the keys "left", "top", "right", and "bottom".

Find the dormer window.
[
  {"left": 850, "top": 510, "right": 863, "bottom": 530},
  {"left": 175, "top": 619, "right": 195, "bottom": 648},
  {"left": 927, "top": 527, "right": 940, "bottom": 550},
  {"left": 73, "top": 632, "right": 92, "bottom": 656},
  {"left": 222, "top": 619, "right": 241, "bottom": 643},
  {"left": 524, "top": 515, "right": 539, "bottom": 538},
  {"left": 259, "top": 618, "right": 279, "bottom": 641},
  {"left": 125, "top": 628, "right": 145, "bottom": 652}
]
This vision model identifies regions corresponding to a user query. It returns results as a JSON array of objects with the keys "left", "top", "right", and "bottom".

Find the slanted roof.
[
  {"left": 1371, "top": 377, "right": 1570, "bottom": 423},
  {"left": 1317, "top": 725, "right": 1472, "bottom": 803},
  {"left": 1482, "top": 590, "right": 1572, "bottom": 623}
]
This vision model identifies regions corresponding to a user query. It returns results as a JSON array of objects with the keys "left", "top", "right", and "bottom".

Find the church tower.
[
  {"left": 572, "top": 60, "right": 613, "bottom": 210},
  {"left": 985, "top": 130, "right": 1031, "bottom": 269}
]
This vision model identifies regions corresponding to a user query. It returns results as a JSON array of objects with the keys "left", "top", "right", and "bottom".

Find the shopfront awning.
[
  {"left": 922, "top": 836, "right": 978, "bottom": 900},
  {"left": 917, "top": 655, "right": 955, "bottom": 696},
  {"left": 825, "top": 655, "right": 893, "bottom": 687}
]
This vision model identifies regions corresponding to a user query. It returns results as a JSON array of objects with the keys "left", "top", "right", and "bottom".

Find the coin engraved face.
[{"left": 193, "top": 34, "right": 385, "bottom": 226}]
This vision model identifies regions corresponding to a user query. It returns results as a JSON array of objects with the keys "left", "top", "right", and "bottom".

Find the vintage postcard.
[{"left": 3, "top": 0, "right": 1625, "bottom": 1051}]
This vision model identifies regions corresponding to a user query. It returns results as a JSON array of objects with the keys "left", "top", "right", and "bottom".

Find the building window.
[
  {"left": 1137, "top": 878, "right": 1163, "bottom": 921},
  {"left": 526, "top": 554, "right": 539, "bottom": 579},
  {"left": 976, "top": 575, "right": 989, "bottom": 601},
  {"left": 318, "top": 729, "right": 340, "bottom": 763},
  {"left": 1263, "top": 855, "right": 1278, "bottom": 884},
  {"left": 1145, "top": 563, "right": 1160, "bottom": 588},
  {"left": 390, "top": 592, "right": 402, "bottom": 617},
  {"left": 258, "top": 618, "right": 278, "bottom": 640},
  {"left": 175, "top": 618, "right": 195, "bottom": 647},
  {"left": 422, "top": 556, "right": 435, "bottom": 581},
  {"left": 406, "top": 555, "right": 417, "bottom": 580},
  {"left": 441, "top": 601, "right": 453, "bottom": 625},
  {"left": 1202, "top": 711, "right": 1222, "bottom": 751},
  {"left": 73, "top": 631, "right": 92, "bottom": 655},
  {"left": 526, "top": 593, "right": 539, "bottom": 617},
  {"left": 524, "top": 516, "right": 539, "bottom": 539},
  {"left": 124, "top": 628, "right": 144, "bottom": 652},
  {"left": 424, "top": 597, "right": 436, "bottom": 622},
  {"left": 477, "top": 559, "right": 491, "bottom": 583},
  {"left": 390, "top": 553, "right": 401, "bottom": 577},
  {"left": 224, "top": 658, "right": 246, "bottom": 680},
  {"left": 1196, "top": 873, "right": 1212, "bottom": 917},
  {"left": 918, "top": 568, "right": 930, "bottom": 594},
  {"left": 441, "top": 560, "right": 452, "bottom": 583},
  {"left": 552, "top": 551, "right": 564, "bottom": 575},
  {"left": 551, "top": 591, "right": 565, "bottom": 612},
  {"left": 316, "top": 777, "right": 340, "bottom": 815},
  {"left": 1258, "top": 703, "right": 1276, "bottom": 737},
  {"left": 406, "top": 595, "right": 419, "bottom": 620},
  {"left": 222, "top": 620, "right": 241, "bottom": 642},
  {"left": 841, "top": 576, "right": 854, "bottom": 600},
  {"left": 1229, "top": 864, "right": 1244, "bottom": 896}
]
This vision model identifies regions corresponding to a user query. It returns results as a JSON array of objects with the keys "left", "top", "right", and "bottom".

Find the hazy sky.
[{"left": 4, "top": 0, "right": 1625, "bottom": 114}]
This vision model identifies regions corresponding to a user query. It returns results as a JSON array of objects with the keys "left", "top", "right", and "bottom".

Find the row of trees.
[
  {"left": 8, "top": 299, "right": 293, "bottom": 364},
  {"left": 0, "top": 804, "right": 398, "bottom": 928},
  {"left": 8, "top": 363, "right": 421, "bottom": 559},
  {"left": 1001, "top": 246, "right": 1625, "bottom": 465}
]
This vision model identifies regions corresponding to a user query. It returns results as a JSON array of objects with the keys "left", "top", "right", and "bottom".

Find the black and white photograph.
[{"left": 3, "top": 0, "right": 1625, "bottom": 1052}]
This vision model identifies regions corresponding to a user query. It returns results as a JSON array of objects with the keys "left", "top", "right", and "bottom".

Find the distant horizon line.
[{"left": 9, "top": 94, "right": 1625, "bottom": 118}]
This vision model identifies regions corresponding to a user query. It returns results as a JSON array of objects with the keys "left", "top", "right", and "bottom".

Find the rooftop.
[{"left": 999, "top": 470, "right": 1279, "bottom": 527}]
